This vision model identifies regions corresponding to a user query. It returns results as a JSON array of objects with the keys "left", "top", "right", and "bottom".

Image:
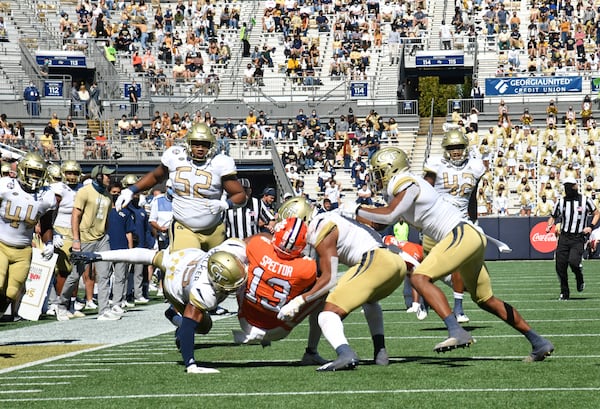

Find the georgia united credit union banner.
[{"left": 485, "top": 76, "right": 582, "bottom": 96}]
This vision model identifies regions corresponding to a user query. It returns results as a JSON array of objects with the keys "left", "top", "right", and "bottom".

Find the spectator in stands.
[
  {"left": 243, "top": 63, "right": 255, "bottom": 89},
  {"left": 104, "top": 41, "right": 117, "bottom": 65},
  {"left": 356, "top": 183, "right": 373, "bottom": 206},
  {"left": 132, "top": 50, "right": 143, "bottom": 72},
  {"left": 128, "top": 81, "right": 139, "bottom": 117},
  {"left": 439, "top": 20, "right": 453, "bottom": 50},
  {"left": 23, "top": 82, "right": 41, "bottom": 117},
  {"left": 236, "top": 120, "right": 249, "bottom": 139},
  {"left": 240, "top": 22, "right": 250, "bottom": 57},
  {"left": 95, "top": 131, "right": 110, "bottom": 159},
  {"left": 118, "top": 115, "right": 131, "bottom": 138},
  {"left": 508, "top": 47, "right": 521, "bottom": 69}
]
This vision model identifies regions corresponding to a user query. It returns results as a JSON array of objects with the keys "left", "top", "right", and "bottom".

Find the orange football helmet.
[{"left": 271, "top": 217, "right": 308, "bottom": 260}]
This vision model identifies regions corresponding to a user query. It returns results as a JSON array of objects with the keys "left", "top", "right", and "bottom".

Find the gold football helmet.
[
  {"left": 186, "top": 123, "right": 216, "bottom": 164},
  {"left": 441, "top": 129, "right": 469, "bottom": 167},
  {"left": 207, "top": 250, "right": 247, "bottom": 293},
  {"left": 276, "top": 197, "right": 315, "bottom": 223},
  {"left": 61, "top": 160, "right": 82, "bottom": 184},
  {"left": 369, "top": 147, "right": 410, "bottom": 192},
  {"left": 17, "top": 152, "right": 47, "bottom": 192},
  {"left": 1, "top": 161, "right": 12, "bottom": 177},
  {"left": 121, "top": 174, "right": 139, "bottom": 188},
  {"left": 46, "top": 164, "right": 62, "bottom": 183}
]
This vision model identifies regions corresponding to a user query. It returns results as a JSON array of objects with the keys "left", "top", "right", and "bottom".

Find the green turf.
[{"left": 1, "top": 260, "right": 600, "bottom": 409}]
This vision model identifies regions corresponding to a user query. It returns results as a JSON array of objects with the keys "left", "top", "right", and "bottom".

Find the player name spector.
[{"left": 261, "top": 255, "right": 293, "bottom": 277}]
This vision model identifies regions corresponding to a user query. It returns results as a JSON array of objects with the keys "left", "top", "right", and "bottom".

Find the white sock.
[
  {"left": 318, "top": 311, "right": 347, "bottom": 350},
  {"left": 453, "top": 292, "right": 464, "bottom": 300}
]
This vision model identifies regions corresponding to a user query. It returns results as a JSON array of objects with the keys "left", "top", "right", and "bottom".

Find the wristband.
[
  {"left": 226, "top": 199, "right": 234, "bottom": 209},
  {"left": 73, "top": 239, "right": 81, "bottom": 243},
  {"left": 129, "top": 185, "right": 140, "bottom": 194},
  {"left": 45, "top": 241, "right": 53, "bottom": 246}
]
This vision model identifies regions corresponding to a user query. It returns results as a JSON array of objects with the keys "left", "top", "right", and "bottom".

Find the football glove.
[
  {"left": 70, "top": 251, "right": 103, "bottom": 264},
  {"left": 53, "top": 233, "right": 64, "bottom": 249},
  {"left": 115, "top": 188, "right": 134, "bottom": 211},
  {"left": 277, "top": 295, "right": 306, "bottom": 321},
  {"left": 186, "top": 364, "right": 220, "bottom": 374},
  {"left": 205, "top": 199, "right": 230, "bottom": 215},
  {"left": 338, "top": 202, "right": 361, "bottom": 220},
  {"left": 41, "top": 242, "right": 54, "bottom": 260}
]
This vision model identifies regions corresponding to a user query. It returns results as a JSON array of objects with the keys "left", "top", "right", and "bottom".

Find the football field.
[{"left": 1, "top": 260, "right": 599, "bottom": 409}]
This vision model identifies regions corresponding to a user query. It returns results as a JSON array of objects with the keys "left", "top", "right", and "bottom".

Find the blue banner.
[
  {"left": 485, "top": 76, "right": 582, "bottom": 96},
  {"left": 350, "top": 82, "right": 368, "bottom": 98},
  {"left": 124, "top": 83, "right": 142, "bottom": 98},
  {"left": 44, "top": 80, "right": 64, "bottom": 98},
  {"left": 591, "top": 77, "right": 600, "bottom": 92}
]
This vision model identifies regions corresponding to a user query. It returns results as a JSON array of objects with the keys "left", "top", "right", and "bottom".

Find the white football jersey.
[
  {"left": 161, "top": 238, "right": 247, "bottom": 311},
  {"left": 161, "top": 146, "right": 238, "bottom": 231},
  {"left": 386, "top": 172, "right": 466, "bottom": 242},
  {"left": 0, "top": 177, "right": 57, "bottom": 247},
  {"left": 50, "top": 182, "right": 78, "bottom": 233},
  {"left": 307, "top": 212, "right": 383, "bottom": 266},
  {"left": 423, "top": 155, "right": 485, "bottom": 217}
]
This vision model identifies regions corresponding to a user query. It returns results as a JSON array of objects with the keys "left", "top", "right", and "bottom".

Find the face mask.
[{"left": 111, "top": 194, "right": 120, "bottom": 203}]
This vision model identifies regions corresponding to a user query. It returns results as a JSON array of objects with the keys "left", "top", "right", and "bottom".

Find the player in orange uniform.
[{"left": 234, "top": 217, "right": 327, "bottom": 365}]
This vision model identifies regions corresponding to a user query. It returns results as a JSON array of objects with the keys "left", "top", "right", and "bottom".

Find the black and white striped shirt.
[
  {"left": 225, "top": 197, "right": 260, "bottom": 239},
  {"left": 553, "top": 195, "right": 597, "bottom": 234}
]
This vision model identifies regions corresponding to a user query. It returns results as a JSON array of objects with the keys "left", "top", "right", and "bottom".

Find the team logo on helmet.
[
  {"left": 277, "top": 197, "right": 315, "bottom": 223},
  {"left": 272, "top": 217, "right": 308, "bottom": 259},
  {"left": 207, "top": 250, "right": 247, "bottom": 292}
]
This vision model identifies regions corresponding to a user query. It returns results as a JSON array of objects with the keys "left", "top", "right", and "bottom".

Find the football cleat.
[
  {"left": 374, "top": 348, "right": 389, "bottom": 366},
  {"left": 455, "top": 313, "right": 470, "bottom": 323},
  {"left": 186, "top": 364, "right": 220, "bottom": 374},
  {"left": 523, "top": 339, "right": 554, "bottom": 363},
  {"left": 271, "top": 217, "right": 308, "bottom": 259},
  {"left": 416, "top": 305, "right": 428, "bottom": 321},
  {"left": 70, "top": 251, "right": 102, "bottom": 264},
  {"left": 406, "top": 302, "right": 420, "bottom": 313},
  {"left": 317, "top": 351, "right": 359, "bottom": 372},
  {"left": 434, "top": 332, "right": 474, "bottom": 353},
  {"left": 300, "top": 350, "right": 329, "bottom": 366}
]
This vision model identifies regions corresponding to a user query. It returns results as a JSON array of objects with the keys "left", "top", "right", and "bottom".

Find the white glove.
[
  {"left": 115, "top": 188, "right": 134, "bottom": 211},
  {"left": 41, "top": 242, "right": 54, "bottom": 260},
  {"left": 205, "top": 199, "right": 230, "bottom": 215},
  {"left": 277, "top": 295, "right": 306, "bottom": 321},
  {"left": 338, "top": 202, "right": 361, "bottom": 220},
  {"left": 186, "top": 364, "right": 220, "bottom": 374},
  {"left": 53, "top": 233, "right": 64, "bottom": 249}
]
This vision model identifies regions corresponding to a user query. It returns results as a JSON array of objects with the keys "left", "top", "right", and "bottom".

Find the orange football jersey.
[{"left": 240, "top": 235, "right": 317, "bottom": 329}]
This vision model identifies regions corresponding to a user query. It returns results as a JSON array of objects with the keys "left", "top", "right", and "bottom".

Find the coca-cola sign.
[{"left": 530, "top": 222, "right": 558, "bottom": 253}]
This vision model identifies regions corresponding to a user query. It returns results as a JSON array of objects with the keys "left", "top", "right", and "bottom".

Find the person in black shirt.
[{"left": 546, "top": 177, "right": 599, "bottom": 300}]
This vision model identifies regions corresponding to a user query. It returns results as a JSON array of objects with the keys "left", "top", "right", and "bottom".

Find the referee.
[
  {"left": 225, "top": 178, "right": 260, "bottom": 239},
  {"left": 546, "top": 177, "right": 599, "bottom": 300}
]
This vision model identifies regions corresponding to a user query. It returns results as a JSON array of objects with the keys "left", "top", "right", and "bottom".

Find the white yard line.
[{"left": 2, "top": 387, "right": 600, "bottom": 402}]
